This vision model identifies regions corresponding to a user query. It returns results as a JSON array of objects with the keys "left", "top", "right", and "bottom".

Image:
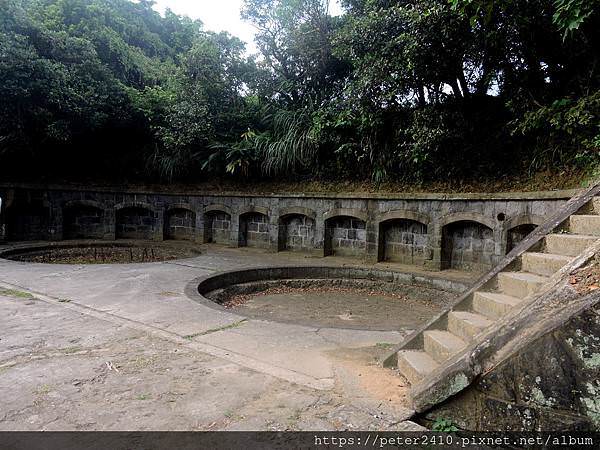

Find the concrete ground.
[{"left": 0, "top": 244, "right": 475, "bottom": 431}]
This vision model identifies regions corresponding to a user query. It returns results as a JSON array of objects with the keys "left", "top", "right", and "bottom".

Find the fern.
[{"left": 255, "top": 109, "right": 318, "bottom": 175}]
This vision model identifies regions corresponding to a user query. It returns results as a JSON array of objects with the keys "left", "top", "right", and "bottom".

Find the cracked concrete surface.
[{"left": 0, "top": 244, "right": 473, "bottom": 430}]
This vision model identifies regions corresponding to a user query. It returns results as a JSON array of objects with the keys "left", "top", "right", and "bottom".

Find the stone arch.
[
  {"left": 376, "top": 215, "right": 429, "bottom": 264},
  {"left": 204, "top": 204, "right": 232, "bottom": 216},
  {"left": 63, "top": 199, "right": 104, "bottom": 211},
  {"left": 63, "top": 200, "right": 105, "bottom": 240},
  {"left": 323, "top": 208, "right": 368, "bottom": 223},
  {"left": 279, "top": 206, "right": 316, "bottom": 221},
  {"left": 505, "top": 214, "right": 544, "bottom": 253},
  {"left": 375, "top": 209, "right": 431, "bottom": 227},
  {"left": 437, "top": 212, "right": 496, "bottom": 231},
  {"left": 277, "top": 211, "right": 316, "bottom": 252},
  {"left": 324, "top": 214, "right": 367, "bottom": 257},
  {"left": 203, "top": 206, "right": 232, "bottom": 245},
  {"left": 504, "top": 213, "right": 545, "bottom": 231},
  {"left": 238, "top": 210, "right": 270, "bottom": 249},
  {"left": 115, "top": 201, "right": 156, "bottom": 213},
  {"left": 4, "top": 198, "right": 51, "bottom": 241},
  {"left": 164, "top": 205, "right": 196, "bottom": 241},
  {"left": 441, "top": 219, "right": 495, "bottom": 272},
  {"left": 115, "top": 203, "right": 157, "bottom": 240},
  {"left": 238, "top": 205, "right": 270, "bottom": 217}
]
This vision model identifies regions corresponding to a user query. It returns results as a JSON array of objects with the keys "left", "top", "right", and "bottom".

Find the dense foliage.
[{"left": 0, "top": 0, "right": 598, "bottom": 183}]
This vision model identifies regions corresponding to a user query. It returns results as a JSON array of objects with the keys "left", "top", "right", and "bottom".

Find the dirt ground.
[
  {"left": 5, "top": 242, "right": 202, "bottom": 264},
  {"left": 226, "top": 285, "right": 452, "bottom": 330}
]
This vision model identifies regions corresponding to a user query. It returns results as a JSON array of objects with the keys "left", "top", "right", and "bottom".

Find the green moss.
[
  {"left": 183, "top": 319, "right": 248, "bottom": 340},
  {"left": 0, "top": 288, "right": 33, "bottom": 299},
  {"left": 582, "top": 382, "right": 600, "bottom": 428},
  {"left": 566, "top": 330, "right": 600, "bottom": 369}
]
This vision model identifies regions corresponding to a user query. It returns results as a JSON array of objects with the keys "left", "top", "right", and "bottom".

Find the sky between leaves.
[{"left": 152, "top": 0, "right": 343, "bottom": 54}]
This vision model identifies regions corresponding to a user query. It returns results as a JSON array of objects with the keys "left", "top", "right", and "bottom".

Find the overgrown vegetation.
[{"left": 0, "top": 0, "right": 598, "bottom": 186}]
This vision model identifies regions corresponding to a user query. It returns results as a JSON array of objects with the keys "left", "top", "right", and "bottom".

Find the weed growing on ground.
[
  {"left": 183, "top": 319, "right": 248, "bottom": 340},
  {"left": 0, "top": 288, "right": 33, "bottom": 299},
  {"left": 432, "top": 417, "right": 459, "bottom": 432}
]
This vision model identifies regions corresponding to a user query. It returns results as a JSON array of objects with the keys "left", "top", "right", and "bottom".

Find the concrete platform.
[{"left": 0, "top": 243, "right": 475, "bottom": 431}]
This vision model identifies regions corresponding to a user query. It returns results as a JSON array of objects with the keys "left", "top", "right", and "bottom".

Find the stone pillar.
[
  {"left": 315, "top": 215, "right": 326, "bottom": 256},
  {"left": 365, "top": 218, "right": 379, "bottom": 263},
  {"left": 154, "top": 208, "right": 165, "bottom": 241},
  {"left": 493, "top": 223, "right": 506, "bottom": 266},
  {"left": 267, "top": 213, "right": 280, "bottom": 253},
  {"left": 423, "top": 225, "right": 440, "bottom": 270},
  {"left": 428, "top": 222, "right": 443, "bottom": 271},
  {"left": 0, "top": 198, "right": 5, "bottom": 243},
  {"left": 230, "top": 213, "right": 241, "bottom": 248},
  {"left": 48, "top": 205, "right": 63, "bottom": 241},
  {"left": 104, "top": 208, "right": 116, "bottom": 240},
  {"left": 196, "top": 210, "right": 206, "bottom": 244}
]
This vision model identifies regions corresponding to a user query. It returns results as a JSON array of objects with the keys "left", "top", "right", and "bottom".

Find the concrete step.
[
  {"left": 473, "top": 291, "right": 522, "bottom": 319},
  {"left": 423, "top": 330, "right": 466, "bottom": 364},
  {"left": 448, "top": 311, "right": 493, "bottom": 341},
  {"left": 497, "top": 271, "right": 549, "bottom": 299},
  {"left": 570, "top": 215, "right": 600, "bottom": 236},
  {"left": 521, "top": 252, "right": 573, "bottom": 277},
  {"left": 397, "top": 350, "right": 439, "bottom": 385},
  {"left": 545, "top": 234, "right": 598, "bottom": 257},
  {"left": 578, "top": 197, "right": 600, "bottom": 215}
]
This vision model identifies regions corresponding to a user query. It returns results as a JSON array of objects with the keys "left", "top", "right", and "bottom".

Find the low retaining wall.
[{"left": 0, "top": 184, "right": 579, "bottom": 271}]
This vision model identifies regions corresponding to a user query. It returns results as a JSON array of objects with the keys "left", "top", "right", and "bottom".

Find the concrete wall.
[{"left": 0, "top": 185, "right": 576, "bottom": 272}]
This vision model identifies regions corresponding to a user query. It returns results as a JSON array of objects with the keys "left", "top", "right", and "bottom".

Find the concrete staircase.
[{"left": 395, "top": 196, "right": 600, "bottom": 387}]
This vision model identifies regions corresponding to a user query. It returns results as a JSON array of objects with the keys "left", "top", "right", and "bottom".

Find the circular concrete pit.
[
  {"left": 189, "top": 267, "right": 469, "bottom": 330},
  {"left": 0, "top": 241, "right": 202, "bottom": 264}
]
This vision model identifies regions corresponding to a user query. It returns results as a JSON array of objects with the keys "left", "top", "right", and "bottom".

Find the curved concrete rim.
[
  {"left": 184, "top": 265, "right": 470, "bottom": 331},
  {"left": 0, "top": 240, "right": 203, "bottom": 264}
]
